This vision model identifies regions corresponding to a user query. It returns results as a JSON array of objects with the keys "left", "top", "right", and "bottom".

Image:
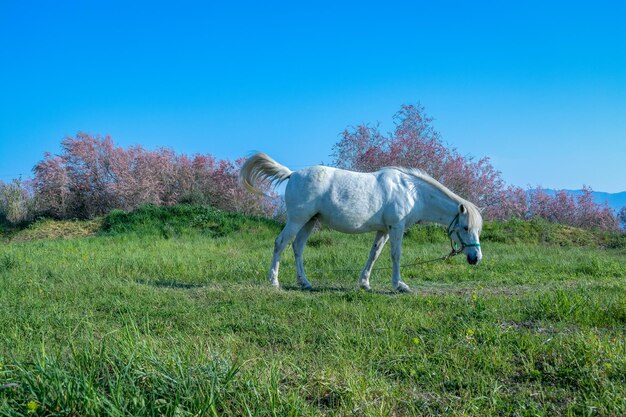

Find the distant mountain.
[{"left": 541, "top": 189, "right": 626, "bottom": 212}]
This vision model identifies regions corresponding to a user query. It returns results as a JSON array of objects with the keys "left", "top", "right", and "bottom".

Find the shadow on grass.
[
  {"left": 135, "top": 278, "right": 206, "bottom": 290},
  {"left": 280, "top": 284, "right": 399, "bottom": 295},
  {"left": 135, "top": 279, "right": 401, "bottom": 295}
]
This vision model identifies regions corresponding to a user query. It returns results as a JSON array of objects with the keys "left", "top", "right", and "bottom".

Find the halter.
[{"left": 447, "top": 212, "right": 481, "bottom": 255}]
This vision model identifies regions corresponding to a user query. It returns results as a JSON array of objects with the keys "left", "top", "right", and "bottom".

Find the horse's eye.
[{"left": 463, "top": 226, "right": 469, "bottom": 231}]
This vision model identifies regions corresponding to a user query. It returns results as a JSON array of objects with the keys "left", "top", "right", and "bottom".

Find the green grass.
[{"left": 0, "top": 205, "right": 625, "bottom": 416}]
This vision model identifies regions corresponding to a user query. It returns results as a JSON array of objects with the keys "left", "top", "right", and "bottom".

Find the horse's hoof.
[
  {"left": 359, "top": 283, "right": 372, "bottom": 291},
  {"left": 395, "top": 282, "right": 412, "bottom": 293},
  {"left": 298, "top": 279, "right": 313, "bottom": 290}
]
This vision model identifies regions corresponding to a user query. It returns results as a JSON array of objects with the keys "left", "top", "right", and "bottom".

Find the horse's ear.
[{"left": 459, "top": 204, "right": 467, "bottom": 214}]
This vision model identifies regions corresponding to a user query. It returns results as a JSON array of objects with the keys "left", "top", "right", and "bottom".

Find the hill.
[{"left": 0, "top": 205, "right": 625, "bottom": 415}]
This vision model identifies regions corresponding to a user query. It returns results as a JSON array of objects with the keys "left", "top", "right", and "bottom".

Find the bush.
[
  {"left": 332, "top": 104, "right": 621, "bottom": 232},
  {"left": 332, "top": 104, "right": 505, "bottom": 211},
  {"left": 32, "top": 133, "right": 279, "bottom": 220},
  {"left": 0, "top": 179, "right": 35, "bottom": 225}
]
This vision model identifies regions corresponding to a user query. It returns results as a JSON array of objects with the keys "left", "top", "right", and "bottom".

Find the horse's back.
[{"left": 285, "top": 166, "right": 405, "bottom": 232}]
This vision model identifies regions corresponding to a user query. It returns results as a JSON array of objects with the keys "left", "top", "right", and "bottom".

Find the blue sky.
[{"left": 1, "top": 0, "right": 625, "bottom": 192}]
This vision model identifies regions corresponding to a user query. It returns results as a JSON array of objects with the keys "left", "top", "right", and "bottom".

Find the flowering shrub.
[
  {"left": 332, "top": 104, "right": 622, "bottom": 232},
  {"left": 0, "top": 179, "right": 35, "bottom": 224},
  {"left": 487, "top": 185, "right": 529, "bottom": 220},
  {"left": 573, "top": 187, "right": 619, "bottom": 231},
  {"left": 332, "top": 104, "right": 505, "bottom": 213},
  {"left": 1, "top": 116, "right": 622, "bottom": 232},
  {"left": 527, "top": 187, "right": 618, "bottom": 231},
  {"left": 31, "top": 133, "right": 277, "bottom": 219},
  {"left": 618, "top": 206, "right": 626, "bottom": 229}
]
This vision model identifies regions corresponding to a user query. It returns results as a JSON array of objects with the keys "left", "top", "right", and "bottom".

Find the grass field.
[{"left": 0, "top": 205, "right": 625, "bottom": 416}]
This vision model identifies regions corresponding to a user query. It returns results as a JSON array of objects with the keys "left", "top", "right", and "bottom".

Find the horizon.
[{"left": 1, "top": 1, "right": 625, "bottom": 193}]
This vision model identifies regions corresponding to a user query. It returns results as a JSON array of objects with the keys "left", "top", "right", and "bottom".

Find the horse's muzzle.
[{"left": 467, "top": 254, "right": 480, "bottom": 265}]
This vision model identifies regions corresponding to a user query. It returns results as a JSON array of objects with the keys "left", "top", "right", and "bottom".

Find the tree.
[
  {"left": 32, "top": 133, "right": 278, "bottom": 219},
  {"left": 332, "top": 104, "right": 621, "bottom": 232},
  {"left": 33, "top": 153, "right": 70, "bottom": 218},
  {"left": 332, "top": 104, "right": 506, "bottom": 213},
  {"left": 488, "top": 185, "right": 528, "bottom": 220},
  {"left": 0, "top": 179, "right": 34, "bottom": 224},
  {"left": 573, "top": 186, "right": 618, "bottom": 231},
  {"left": 618, "top": 206, "right": 626, "bottom": 230}
]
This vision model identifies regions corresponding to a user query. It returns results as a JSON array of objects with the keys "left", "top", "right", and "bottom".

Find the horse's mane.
[{"left": 388, "top": 166, "right": 483, "bottom": 230}]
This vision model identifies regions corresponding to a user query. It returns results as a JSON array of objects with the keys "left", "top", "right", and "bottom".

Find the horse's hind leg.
[
  {"left": 359, "top": 231, "right": 389, "bottom": 290},
  {"left": 292, "top": 218, "right": 317, "bottom": 290},
  {"left": 268, "top": 222, "right": 302, "bottom": 288}
]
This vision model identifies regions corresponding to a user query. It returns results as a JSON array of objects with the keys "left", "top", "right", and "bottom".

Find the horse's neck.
[{"left": 417, "top": 183, "right": 459, "bottom": 226}]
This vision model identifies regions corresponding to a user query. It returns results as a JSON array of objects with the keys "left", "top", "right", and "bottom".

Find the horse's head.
[{"left": 449, "top": 203, "right": 483, "bottom": 265}]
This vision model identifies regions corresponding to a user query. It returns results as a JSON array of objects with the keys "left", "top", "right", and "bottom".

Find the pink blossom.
[
  {"left": 618, "top": 206, "right": 626, "bottom": 230},
  {"left": 332, "top": 104, "right": 505, "bottom": 212},
  {"left": 331, "top": 104, "right": 621, "bottom": 232},
  {"left": 31, "top": 132, "right": 278, "bottom": 219}
]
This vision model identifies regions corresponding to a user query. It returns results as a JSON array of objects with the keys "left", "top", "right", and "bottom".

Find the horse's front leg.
[
  {"left": 359, "top": 231, "right": 389, "bottom": 290},
  {"left": 389, "top": 225, "right": 411, "bottom": 293}
]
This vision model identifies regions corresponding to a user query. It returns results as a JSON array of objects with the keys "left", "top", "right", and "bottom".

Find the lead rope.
[
  {"left": 311, "top": 248, "right": 458, "bottom": 274},
  {"left": 311, "top": 214, "right": 476, "bottom": 275}
]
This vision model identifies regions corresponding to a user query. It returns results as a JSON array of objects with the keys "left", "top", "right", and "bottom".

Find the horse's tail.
[{"left": 239, "top": 152, "right": 293, "bottom": 195}]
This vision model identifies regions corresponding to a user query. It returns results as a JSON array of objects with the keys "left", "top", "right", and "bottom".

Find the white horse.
[{"left": 240, "top": 152, "right": 483, "bottom": 292}]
